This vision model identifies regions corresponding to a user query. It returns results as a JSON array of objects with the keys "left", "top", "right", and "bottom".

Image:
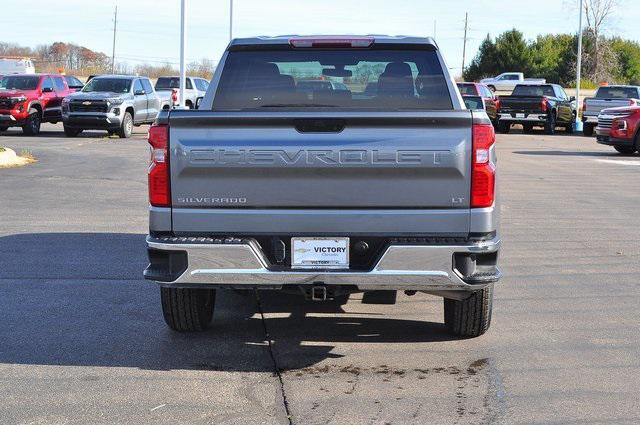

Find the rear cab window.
[
  {"left": 595, "top": 86, "right": 639, "bottom": 98},
  {"left": 512, "top": 85, "right": 555, "bottom": 97},
  {"left": 457, "top": 83, "right": 478, "bottom": 96},
  {"left": 156, "top": 77, "right": 193, "bottom": 90},
  {"left": 212, "top": 47, "right": 453, "bottom": 111}
]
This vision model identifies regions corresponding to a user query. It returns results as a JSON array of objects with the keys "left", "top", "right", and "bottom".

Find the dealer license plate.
[{"left": 291, "top": 237, "right": 349, "bottom": 269}]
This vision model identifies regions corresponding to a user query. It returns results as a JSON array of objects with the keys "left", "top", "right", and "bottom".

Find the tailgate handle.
[{"left": 294, "top": 119, "right": 345, "bottom": 133}]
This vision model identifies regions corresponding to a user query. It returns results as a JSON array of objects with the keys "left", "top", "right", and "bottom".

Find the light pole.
[
  {"left": 179, "top": 0, "right": 187, "bottom": 109},
  {"left": 229, "top": 0, "right": 233, "bottom": 42},
  {"left": 111, "top": 5, "right": 117, "bottom": 74},
  {"left": 575, "top": 0, "right": 584, "bottom": 131}
]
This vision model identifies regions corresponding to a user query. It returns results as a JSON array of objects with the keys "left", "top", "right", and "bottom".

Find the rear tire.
[
  {"left": 497, "top": 121, "right": 510, "bottom": 134},
  {"left": 522, "top": 124, "right": 533, "bottom": 134},
  {"left": 544, "top": 112, "right": 556, "bottom": 135},
  {"left": 613, "top": 146, "right": 636, "bottom": 155},
  {"left": 0, "top": 126, "right": 8, "bottom": 132},
  {"left": 63, "top": 126, "right": 82, "bottom": 137},
  {"left": 583, "top": 123, "right": 594, "bottom": 137},
  {"left": 444, "top": 285, "right": 493, "bottom": 338},
  {"left": 117, "top": 112, "right": 133, "bottom": 139},
  {"left": 161, "top": 287, "right": 216, "bottom": 332},
  {"left": 22, "top": 109, "right": 41, "bottom": 136},
  {"left": 565, "top": 116, "right": 575, "bottom": 134}
]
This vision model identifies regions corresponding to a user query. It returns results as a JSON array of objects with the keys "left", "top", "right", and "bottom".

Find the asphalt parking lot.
[{"left": 1, "top": 123, "right": 640, "bottom": 424}]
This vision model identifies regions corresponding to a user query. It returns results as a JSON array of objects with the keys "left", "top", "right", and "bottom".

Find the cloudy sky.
[{"left": 1, "top": 0, "right": 637, "bottom": 73}]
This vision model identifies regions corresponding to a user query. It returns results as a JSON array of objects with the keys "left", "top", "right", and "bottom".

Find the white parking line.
[{"left": 594, "top": 159, "right": 640, "bottom": 166}]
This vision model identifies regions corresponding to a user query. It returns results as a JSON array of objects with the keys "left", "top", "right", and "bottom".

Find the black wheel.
[
  {"left": 497, "top": 121, "right": 510, "bottom": 134},
  {"left": 583, "top": 123, "right": 594, "bottom": 137},
  {"left": 565, "top": 123, "right": 574, "bottom": 134},
  {"left": 117, "top": 112, "right": 133, "bottom": 138},
  {"left": 544, "top": 112, "right": 556, "bottom": 135},
  {"left": 444, "top": 285, "right": 493, "bottom": 338},
  {"left": 522, "top": 124, "right": 533, "bottom": 134},
  {"left": 22, "top": 109, "right": 41, "bottom": 136},
  {"left": 0, "top": 126, "right": 8, "bottom": 132},
  {"left": 160, "top": 287, "right": 216, "bottom": 332},
  {"left": 613, "top": 146, "right": 636, "bottom": 155},
  {"left": 63, "top": 126, "right": 82, "bottom": 137}
]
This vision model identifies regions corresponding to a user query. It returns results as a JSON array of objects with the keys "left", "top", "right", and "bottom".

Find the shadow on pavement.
[
  {"left": 513, "top": 150, "right": 633, "bottom": 157},
  {"left": 0, "top": 232, "right": 454, "bottom": 373},
  {"left": 1, "top": 129, "right": 148, "bottom": 139}
]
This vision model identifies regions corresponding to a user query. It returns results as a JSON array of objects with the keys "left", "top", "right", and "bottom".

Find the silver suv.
[{"left": 62, "top": 75, "right": 170, "bottom": 138}]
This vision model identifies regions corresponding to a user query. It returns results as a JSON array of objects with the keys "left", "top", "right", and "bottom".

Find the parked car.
[
  {"left": 296, "top": 79, "right": 349, "bottom": 93},
  {"left": 64, "top": 75, "right": 85, "bottom": 92},
  {"left": 62, "top": 75, "right": 170, "bottom": 138},
  {"left": 595, "top": 105, "right": 640, "bottom": 154},
  {"left": 582, "top": 85, "right": 640, "bottom": 136},
  {"left": 480, "top": 72, "right": 546, "bottom": 92},
  {"left": 154, "top": 76, "right": 209, "bottom": 109},
  {"left": 457, "top": 82, "right": 499, "bottom": 123},
  {"left": 0, "top": 57, "right": 36, "bottom": 75},
  {"left": 0, "top": 73, "right": 71, "bottom": 135},
  {"left": 143, "top": 35, "right": 501, "bottom": 338},
  {"left": 497, "top": 84, "right": 576, "bottom": 134}
]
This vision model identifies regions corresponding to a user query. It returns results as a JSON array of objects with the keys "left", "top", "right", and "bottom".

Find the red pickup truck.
[
  {"left": 0, "top": 73, "right": 72, "bottom": 135},
  {"left": 595, "top": 105, "right": 640, "bottom": 154}
]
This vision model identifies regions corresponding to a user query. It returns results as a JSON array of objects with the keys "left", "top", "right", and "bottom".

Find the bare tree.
[
  {"left": 583, "top": 0, "right": 619, "bottom": 39},
  {"left": 579, "top": 0, "right": 621, "bottom": 80}
]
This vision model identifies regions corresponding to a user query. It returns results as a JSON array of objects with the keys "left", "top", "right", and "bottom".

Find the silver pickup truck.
[
  {"left": 143, "top": 36, "right": 501, "bottom": 338},
  {"left": 582, "top": 85, "right": 640, "bottom": 136},
  {"left": 62, "top": 75, "right": 170, "bottom": 138}
]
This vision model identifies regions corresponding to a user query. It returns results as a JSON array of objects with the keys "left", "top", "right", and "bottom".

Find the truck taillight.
[
  {"left": 171, "top": 89, "right": 178, "bottom": 105},
  {"left": 494, "top": 98, "right": 501, "bottom": 112},
  {"left": 582, "top": 99, "right": 587, "bottom": 112},
  {"left": 148, "top": 124, "right": 170, "bottom": 207},
  {"left": 471, "top": 123, "right": 496, "bottom": 208},
  {"left": 541, "top": 97, "right": 548, "bottom": 113}
]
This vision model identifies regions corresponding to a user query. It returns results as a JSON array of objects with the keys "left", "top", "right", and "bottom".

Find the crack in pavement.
[{"left": 255, "top": 290, "right": 294, "bottom": 425}]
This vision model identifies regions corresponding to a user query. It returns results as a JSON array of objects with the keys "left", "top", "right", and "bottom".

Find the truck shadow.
[
  {"left": 0, "top": 232, "right": 454, "bottom": 373},
  {"left": 513, "top": 150, "right": 630, "bottom": 157}
]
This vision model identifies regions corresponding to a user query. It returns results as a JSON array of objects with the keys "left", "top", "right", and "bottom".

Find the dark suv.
[{"left": 0, "top": 74, "right": 72, "bottom": 135}]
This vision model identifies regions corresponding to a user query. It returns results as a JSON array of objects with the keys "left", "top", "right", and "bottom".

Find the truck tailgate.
[
  {"left": 168, "top": 111, "right": 473, "bottom": 210},
  {"left": 586, "top": 99, "right": 633, "bottom": 114},
  {"left": 499, "top": 96, "right": 544, "bottom": 113}
]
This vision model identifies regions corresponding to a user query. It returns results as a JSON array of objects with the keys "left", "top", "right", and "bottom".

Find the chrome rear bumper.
[{"left": 145, "top": 236, "right": 501, "bottom": 292}]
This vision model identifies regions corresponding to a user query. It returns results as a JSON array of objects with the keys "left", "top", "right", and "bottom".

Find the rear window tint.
[
  {"left": 457, "top": 83, "right": 477, "bottom": 96},
  {"left": 512, "top": 85, "right": 555, "bottom": 97},
  {"left": 595, "top": 87, "right": 639, "bottom": 98},
  {"left": 213, "top": 48, "right": 452, "bottom": 111}
]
